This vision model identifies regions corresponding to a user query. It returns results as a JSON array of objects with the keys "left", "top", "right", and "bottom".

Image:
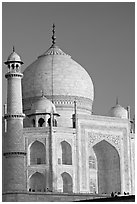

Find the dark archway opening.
[
  {"left": 30, "top": 141, "right": 46, "bottom": 165},
  {"left": 38, "top": 118, "right": 45, "bottom": 127},
  {"left": 61, "top": 172, "right": 73, "bottom": 193},
  {"left": 29, "top": 172, "right": 45, "bottom": 192},
  {"left": 61, "top": 141, "right": 72, "bottom": 165},
  {"left": 93, "top": 140, "right": 121, "bottom": 194}
]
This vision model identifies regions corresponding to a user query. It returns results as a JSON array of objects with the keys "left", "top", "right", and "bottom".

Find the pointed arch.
[
  {"left": 61, "top": 172, "right": 73, "bottom": 193},
  {"left": 29, "top": 172, "right": 45, "bottom": 192},
  {"left": 30, "top": 141, "right": 46, "bottom": 165},
  {"left": 38, "top": 118, "right": 45, "bottom": 127},
  {"left": 61, "top": 141, "right": 72, "bottom": 165},
  {"left": 93, "top": 140, "right": 121, "bottom": 194}
]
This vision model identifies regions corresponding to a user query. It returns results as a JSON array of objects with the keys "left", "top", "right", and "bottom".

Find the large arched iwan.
[{"left": 93, "top": 140, "right": 121, "bottom": 194}]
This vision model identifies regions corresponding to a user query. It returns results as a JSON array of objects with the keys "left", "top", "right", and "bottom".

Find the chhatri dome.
[
  {"left": 108, "top": 98, "right": 128, "bottom": 119},
  {"left": 5, "top": 46, "right": 23, "bottom": 64},
  {"left": 31, "top": 92, "right": 57, "bottom": 114},
  {"left": 22, "top": 25, "right": 94, "bottom": 105}
]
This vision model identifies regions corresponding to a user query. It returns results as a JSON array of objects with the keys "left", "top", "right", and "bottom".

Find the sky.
[{"left": 2, "top": 2, "right": 135, "bottom": 118}]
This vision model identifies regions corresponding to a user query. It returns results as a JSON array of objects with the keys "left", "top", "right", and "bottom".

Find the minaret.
[{"left": 3, "top": 47, "right": 26, "bottom": 192}]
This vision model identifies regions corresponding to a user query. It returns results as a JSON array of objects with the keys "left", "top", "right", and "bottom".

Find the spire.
[
  {"left": 52, "top": 23, "right": 56, "bottom": 46},
  {"left": 13, "top": 46, "right": 15, "bottom": 52},
  {"left": 116, "top": 97, "right": 119, "bottom": 105},
  {"left": 40, "top": 90, "right": 44, "bottom": 97},
  {"left": 5, "top": 46, "right": 24, "bottom": 65}
]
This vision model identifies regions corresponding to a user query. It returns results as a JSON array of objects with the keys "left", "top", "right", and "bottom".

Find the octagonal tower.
[{"left": 3, "top": 47, "right": 26, "bottom": 191}]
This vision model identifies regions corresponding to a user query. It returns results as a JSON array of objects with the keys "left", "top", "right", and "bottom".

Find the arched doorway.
[
  {"left": 61, "top": 141, "right": 72, "bottom": 165},
  {"left": 30, "top": 141, "right": 46, "bottom": 165},
  {"left": 29, "top": 172, "right": 45, "bottom": 192},
  {"left": 93, "top": 140, "right": 121, "bottom": 194},
  {"left": 38, "top": 118, "right": 45, "bottom": 127},
  {"left": 61, "top": 172, "right": 73, "bottom": 193}
]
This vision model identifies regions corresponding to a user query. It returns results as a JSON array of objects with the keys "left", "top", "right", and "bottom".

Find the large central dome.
[{"left": 22, "top": 45, "right": 94, "bottom": 102}]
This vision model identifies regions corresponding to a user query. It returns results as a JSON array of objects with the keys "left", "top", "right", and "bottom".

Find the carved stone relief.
[{"left": 88, "top": 132, "right": 121, "bottom": 153}]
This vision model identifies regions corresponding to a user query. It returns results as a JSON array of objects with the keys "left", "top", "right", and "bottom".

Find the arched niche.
[
  {"left": 61, "top": 172, "right": 73, "bottom": 193},
  {"left": 38, "top": 118, "right": 45, "bottom": 127},
  {"left": 48, "top": 117, "right": 57, "bottom": 127},
  {"left": 30, "top": 141, "right": 46, "bottom": 165},
  {"left": 61, "top": 141, "right": 72, "bottom": 165},
  {"left": 93, "top": 140, "right": 121, "bottom": 194},
  {"left": 29, "top": 172, "right": 46, "bottom": 192}
]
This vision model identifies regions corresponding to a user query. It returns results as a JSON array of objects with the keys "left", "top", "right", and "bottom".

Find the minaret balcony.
[
  {"left": 4, "top": 113, "right": 25, "bottom": 119},
  {"left": 5, "top": 72, "right": 23, "bottom": 79}
]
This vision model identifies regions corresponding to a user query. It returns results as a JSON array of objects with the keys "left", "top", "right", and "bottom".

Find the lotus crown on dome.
[{"left": 38, "top": 45, "right": 70, "bottom": 58}]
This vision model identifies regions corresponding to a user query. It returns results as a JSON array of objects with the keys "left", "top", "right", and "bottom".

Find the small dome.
[
  {"left": 31, "top": 96, "right": 57, "bottom": 114},
  {"left": 7, "top": 51, "right": 21, "bottom": 61},
  {"left": 5, "top": 47, "right": 23, "bottom": 64},
  {"left": 109, "top": 104, "right": 128, "bottom": 119}
]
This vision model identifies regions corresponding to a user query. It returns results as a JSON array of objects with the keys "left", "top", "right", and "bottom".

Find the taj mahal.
[{"left": 2, "top": 25, "right": 135, "bottom": 202}]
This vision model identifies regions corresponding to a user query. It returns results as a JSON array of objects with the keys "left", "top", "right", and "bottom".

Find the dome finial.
[
  {"left": 13, "top": 46, "right": 15, "bottom": 52},
  {"left": 116, "top": 97, "right": 119, "bottom": 105},
  {"left": 40, "top": 90, "right": 44, "bottom": 97},
  {"left": 52, "top": 23, "right": 56, "bottom": 46}
]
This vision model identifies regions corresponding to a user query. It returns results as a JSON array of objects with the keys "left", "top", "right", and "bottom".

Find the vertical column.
[
  {"left": 74, "top": 100, "right": 80, "bottom": 193},
  {"left": 3, "top": 49, "right": 26, "bottom": 192},
  {"left": 49, "top": 113, "right": 53, "bottom": 191}
]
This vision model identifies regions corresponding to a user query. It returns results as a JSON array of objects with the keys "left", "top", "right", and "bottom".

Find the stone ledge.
[
  {"left": 2, "top": 191, "right": 109, "bottom": 196},
  {"left": 23, "top": 127, "right": 76, "bottom": 134},
  {"left": 4, "top": 113, "right": 25, "bottom": 119},
  {"left": 23, "top": 95, "right": 93, "bottom": 112},
  {"left": 3, "top": 151, "right": 26, "bottom": 157},
  {"left": 5, "top": 72, "right": 23, "bottom": 78}
]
